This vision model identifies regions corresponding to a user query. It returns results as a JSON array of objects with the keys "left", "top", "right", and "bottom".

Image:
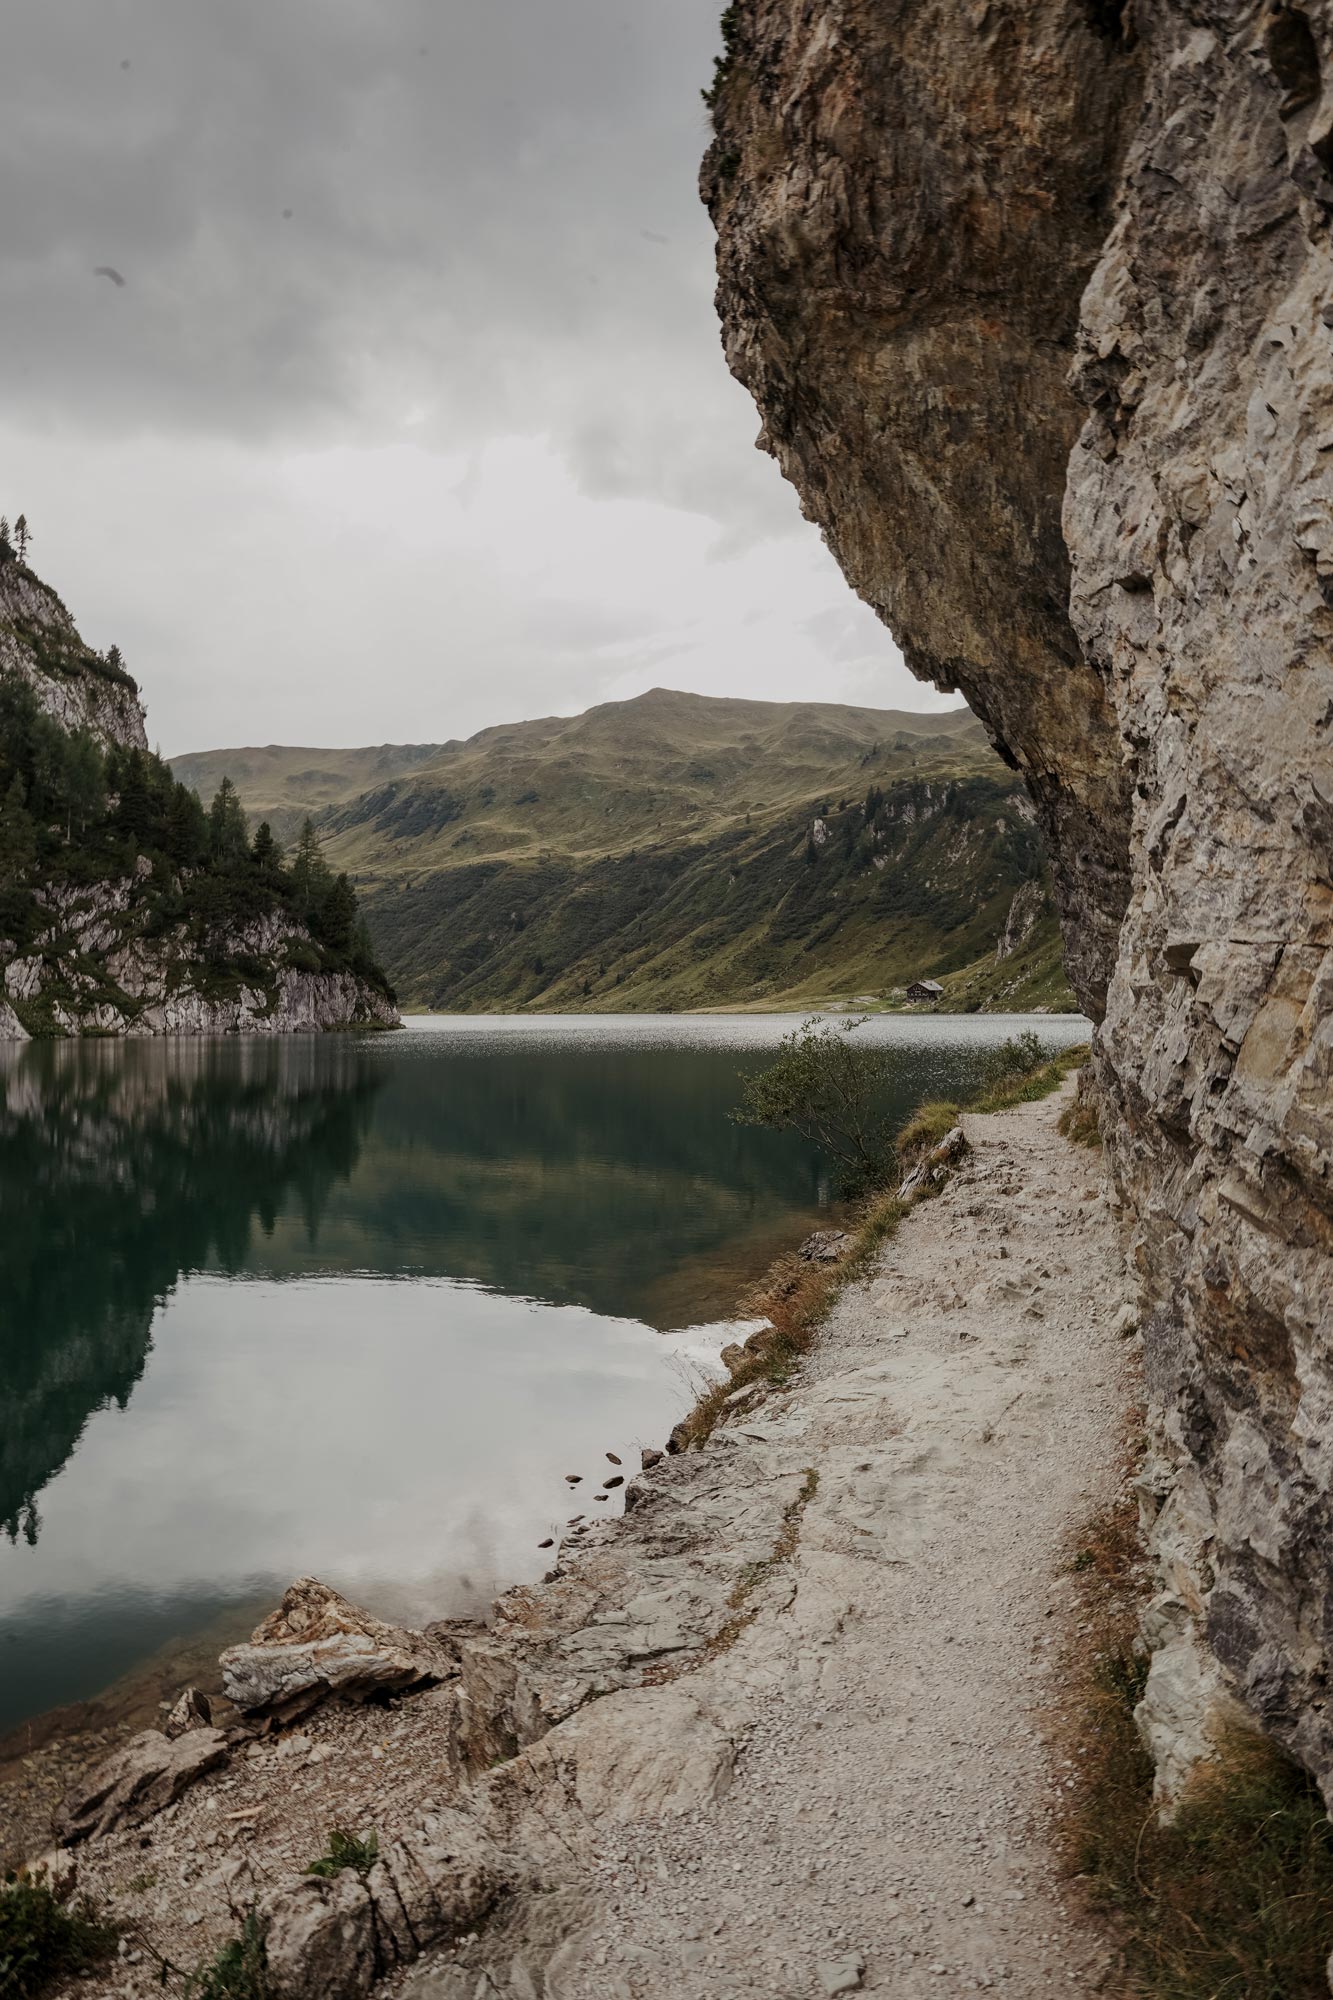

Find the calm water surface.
[{"left": 0, "top": 1012, "right": 1087, "bottom": 1735}]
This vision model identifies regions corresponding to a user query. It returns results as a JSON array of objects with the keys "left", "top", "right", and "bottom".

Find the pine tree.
[
  {"left": 165, "top": 782, "right": 207, "bottom": 866},
  {"left": 0, "top": 775, "right": 35, "bottom": 879},
  {"left": 13, "top": 514, "right": 29, "bottom": 561},
  {"left": 251, "top": 820, "right": 284, "bottom": 880},
  {"left": 316, "top": 872, "right": 359, "bottom": 956},
  {"left": 290, "top": 818, "right": 333, "bottom": 916},
  {"left": 63, "top": 731, "right": 106, "bottom": 839},
  {"left": 207, "top": 776, "right": 249, "bottom": 865},
  {"left": 0, "top": 518, "right": 10, "bottom": 550}
]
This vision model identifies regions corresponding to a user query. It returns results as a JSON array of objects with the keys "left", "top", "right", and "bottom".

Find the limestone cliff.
[
  {"left": 705, "top": 1, "right": 1333, "bottom": 1796},
  {"left": 0, "top": 557, "right": 147, "bottom": 752},
  {"left": 0, "top": 546, "right": 398, "bottom": 1037}
]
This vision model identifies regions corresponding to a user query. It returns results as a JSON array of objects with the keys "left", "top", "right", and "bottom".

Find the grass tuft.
[
  {"left": 305, "top": 1827, "right": 379, "bottom": 1880},
  {"left": 1057, "top": 1484, "right": 1333, "bottom": 1999},
  {"left": 895, "top": 1098, "right": 961, "bottom": 1163},
  {"left": 0, "top": 1877, "right": 117, "bottom": 2000}
]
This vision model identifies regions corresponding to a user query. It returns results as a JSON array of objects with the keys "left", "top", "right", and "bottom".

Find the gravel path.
[{"left": 469, "top": 1085, "right": 1134, "bottom": 1999}]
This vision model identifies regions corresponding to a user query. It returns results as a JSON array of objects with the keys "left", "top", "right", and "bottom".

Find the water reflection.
[
  {"left": 0, "top": 1037, "right": 383, "bottom": 1544},
  {"left": 0, "top": 1013, "right": 1086, "bottom": 1733}
]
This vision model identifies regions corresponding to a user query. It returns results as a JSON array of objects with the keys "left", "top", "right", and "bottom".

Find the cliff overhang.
[{"left": 705, "top": 0, "right": 1333, "bottom": 1799}]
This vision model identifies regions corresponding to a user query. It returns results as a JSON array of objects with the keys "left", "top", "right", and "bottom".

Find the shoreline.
[{"left": 13, "top": 1062, "right": 1137, "bottom": 1999}]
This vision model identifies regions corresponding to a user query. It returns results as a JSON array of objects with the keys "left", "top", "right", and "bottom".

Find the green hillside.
[{"left": 173, "top": 689, "right": 1075, "bottom": 1015}]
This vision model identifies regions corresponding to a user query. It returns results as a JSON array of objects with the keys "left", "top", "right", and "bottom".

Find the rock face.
[
  {"left": 706, "top": 2, "right": 1333, "bottom": 1797},
  {"left": 56, "top": 1726, "right": 229, "bottom": 1843},
  {"left": 0, "top": 551, "right": 399, "bottom": 1037},
  {"left": 0, "top": 886, "right": 398, "bottom": 1038},
  {"left": 220, "top": 1578, "right": 448, "bottom": 1722},
  {"left": 0, "top": 558, "right": 147, "bottom": 751}
]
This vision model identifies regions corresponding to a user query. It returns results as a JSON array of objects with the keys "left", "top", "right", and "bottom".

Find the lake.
[{"left": 0, "top": 1012, "right": 1087, "bottom": 1739}]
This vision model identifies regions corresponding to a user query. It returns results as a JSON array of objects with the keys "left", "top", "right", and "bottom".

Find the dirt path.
[{"left": 404, "top": 1083, "right": 1133, "bottom": 1999}]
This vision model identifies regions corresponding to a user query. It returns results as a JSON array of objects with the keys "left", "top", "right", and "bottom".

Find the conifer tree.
[
  {"left": 0, "top": 775, "right": 35, "bottom": 878},
  {"left": 0, "top": 518, "right": 10, "bottom": 550},
  {"left": 207, "top": 776, "right": 249, "bottom": 864},
  {"left": 251, "top": 820, "right": 283, "bottom": 880},
  {"left": 13, "top": 514, "right": 29, "bottom": 561},
  {"left": 317, "top": 872, "right": 359, "bottom": 956},
  {"left": 291, "top": 818, "right": 333, "bottom": 916}
]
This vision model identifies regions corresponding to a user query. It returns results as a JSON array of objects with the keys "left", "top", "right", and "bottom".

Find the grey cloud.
[{"left": 1, "top": 0, "right": 791, "bottom": 532}]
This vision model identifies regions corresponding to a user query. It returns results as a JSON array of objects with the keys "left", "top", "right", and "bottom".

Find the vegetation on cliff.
[{"left": 0, "top": 540, "right": 393, "bottom": 1035}]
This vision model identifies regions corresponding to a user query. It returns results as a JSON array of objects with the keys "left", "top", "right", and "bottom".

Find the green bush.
[
  {"left": 0, "top": 1877, "right": 116, "bottom": 2000},
  {"left": 185, "top": 1911, "right": 271, "bottom": 2000},
  {"left": 305, "top": 1827, "right": 379, "bottom": 1879},
  {"left": 733, "top": 1016, "right": 896, "bottom": 1194}
]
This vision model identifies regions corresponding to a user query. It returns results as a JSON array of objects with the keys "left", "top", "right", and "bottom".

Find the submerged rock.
[{"left": 220, "top": 1577, "right": 447, "bottom": 1723}]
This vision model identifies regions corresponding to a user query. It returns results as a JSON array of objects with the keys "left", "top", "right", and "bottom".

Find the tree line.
[{"left": 0, "top": 674, "right": 386, "bottom": 989}]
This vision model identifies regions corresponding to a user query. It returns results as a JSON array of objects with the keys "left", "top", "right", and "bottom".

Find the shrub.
[
  {"left": 185, "top": 1911, "right": 270, "bottom": 2000},
  {"left": 0, "top": 1877, "right": 116, "bottom": 2000},
  {"left": 732, "top": 1016, "right": 896, "bottom": 1194}
]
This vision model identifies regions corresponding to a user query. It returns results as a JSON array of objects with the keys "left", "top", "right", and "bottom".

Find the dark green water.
[{"left": 0, "top": 1012, "right": 1086, "bottom": 1736}]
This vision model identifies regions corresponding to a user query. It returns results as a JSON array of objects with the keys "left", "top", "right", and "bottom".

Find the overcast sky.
[{"left": 1, "top": 0, "right": 934, "bottom": 754}]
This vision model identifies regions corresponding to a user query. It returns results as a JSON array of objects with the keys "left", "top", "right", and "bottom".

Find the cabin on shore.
[{"left": 906, "top": 978, "right": 944, "bottom": 1004}]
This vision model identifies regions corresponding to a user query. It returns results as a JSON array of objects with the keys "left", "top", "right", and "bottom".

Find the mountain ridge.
[{"left": 173, "top": 688, "right": 1073, "bottom": 1016}]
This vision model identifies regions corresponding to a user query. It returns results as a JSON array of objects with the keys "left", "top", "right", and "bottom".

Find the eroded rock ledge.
[{"left": 705, "top": 0, "right": 1333, "bottom": 1799}]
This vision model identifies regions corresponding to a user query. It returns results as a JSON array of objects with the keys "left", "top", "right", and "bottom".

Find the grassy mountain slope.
[
  {"left": 167, "top": 743, "right": 448, "bottom": 847},
  {"left": 174, "top": 689, "right": 1075, "bottom": 1014}
]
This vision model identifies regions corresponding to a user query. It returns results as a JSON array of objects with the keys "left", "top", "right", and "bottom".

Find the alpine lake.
[{"left": 0, "top": 1011, "right": 1089, "bottom": 1742}]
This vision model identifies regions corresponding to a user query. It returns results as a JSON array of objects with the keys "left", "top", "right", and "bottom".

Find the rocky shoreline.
[{"left": 10, "top": 1077, "right": 1137, "bottom": 1999}]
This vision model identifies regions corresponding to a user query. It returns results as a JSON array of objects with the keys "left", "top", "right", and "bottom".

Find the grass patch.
[
  {"left": 305, "top": 1827, "right": 379, "bottom": 1880},
  {"left": 0, "top": 1877, "right": 116, "bottom": 2000},
  {"left": 1057, "top": 1484, "right": 1333, "bottom": 1998},
  {"left": 1058, "top": 1083, "right": 1103, "bottom": 1148},
  {"left": 185, "top": 1911, "right": 271, "bottom": 2000},
  {"left": 970, "top": 1035, "right": 1088, "bottom": 1114},
  {"left": 895, "top": 1097, "right": 961, "bottom": 1164}
]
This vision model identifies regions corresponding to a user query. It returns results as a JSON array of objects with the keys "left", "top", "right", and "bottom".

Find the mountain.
[
  {"left": 175, "top": 689, "right": 1074, "bottom": 1014},
  {"left": 0, "top": 541, "right": 397, "bottom": 1038}
]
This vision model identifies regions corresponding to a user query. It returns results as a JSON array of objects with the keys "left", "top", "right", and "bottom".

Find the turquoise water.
[{"left": 0, "top": 1012, "right": 1086, "bottom": 1735}]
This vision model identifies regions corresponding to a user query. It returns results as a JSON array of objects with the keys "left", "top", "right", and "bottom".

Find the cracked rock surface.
[{"left": 705, "top": 0, "right": 1333, "bottom": 1798}]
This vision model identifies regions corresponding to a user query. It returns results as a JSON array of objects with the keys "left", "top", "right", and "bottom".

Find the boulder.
[
  {"left": 798, "top": 1229, "right": 852, "bottom": 1263},
  {"left": 220, "top": 1578, "right": 446, "bottom": 1723},
  {"left": 57, "top": 1727, "right": 228, "bottom": 1843}
]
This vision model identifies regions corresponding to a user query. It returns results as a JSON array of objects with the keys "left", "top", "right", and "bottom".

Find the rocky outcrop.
[
  {"left": 0, "top": 552, "right": 399, "bottom": 1037},
  {"left": 0, "top": 554, "right": 146, "bottom": 751},
  {"left": 221, "top": 1579, "right": 449, "bottom": 1722},
  {"left": 705, "top": 2, "right": 1333, "bottom": 1799},
  {"left": 996, "top": 880, "right": 1045, "bottom": 963},
  {"left": 0, "top": 883, "right": 398, "bottom": 1037},
  {"left": 56, "top": 1726, "right": 229, "bottom": 1844}
]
